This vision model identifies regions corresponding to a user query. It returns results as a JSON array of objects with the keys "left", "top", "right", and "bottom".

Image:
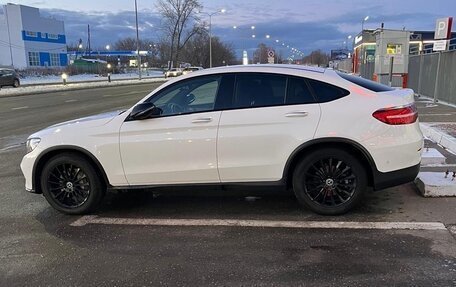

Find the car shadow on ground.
[{"left": 90, "top": 184, "right": 407, "bottom": 220}]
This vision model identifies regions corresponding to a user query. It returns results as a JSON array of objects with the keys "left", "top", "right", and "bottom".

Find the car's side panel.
[
  {"left": 119, "top": 111, "right": 222, "bottom": 185},
  {"left": 217, "top": 104, "right": 321, "bottom": 182}
]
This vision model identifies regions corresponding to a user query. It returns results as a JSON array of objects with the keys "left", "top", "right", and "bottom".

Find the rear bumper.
[{"left": 373, "top": 162, "right": 420, "bottom": 191}]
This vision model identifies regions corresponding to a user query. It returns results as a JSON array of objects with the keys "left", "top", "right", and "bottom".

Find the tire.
[
  {"left": 40, "top": 153, "right": 105, "bottom": 215},
  {"left": 292, "top": 148, "right": 367, "bottom": 215},
  {"left": 13, "top": 79, "right": 20, "bottom": 88}
]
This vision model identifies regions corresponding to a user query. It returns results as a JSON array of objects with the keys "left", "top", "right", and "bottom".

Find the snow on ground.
[
  {"left": 20, "top": 70, "right": 164, "bottom": 85},
  {"left": 0, "top": 77, "right": 168, "bottom": 97}
]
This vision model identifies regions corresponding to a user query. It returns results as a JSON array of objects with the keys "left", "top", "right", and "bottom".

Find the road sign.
[
  {"left": 434, "top": 17, "right": 453, "bottom": 40},
  {"left": 433, "top": 40, "right": 448, "bottom": 51},
  {"left": 267, "top": 57, "right": 274, "bottom": 64},
  {"left": 267, "top": 50, "right": 274, "bottom": 57}
]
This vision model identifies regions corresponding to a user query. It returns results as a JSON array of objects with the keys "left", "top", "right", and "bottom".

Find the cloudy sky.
[{"left": 2, "top": 0, "right": 455, "bottom": 57}]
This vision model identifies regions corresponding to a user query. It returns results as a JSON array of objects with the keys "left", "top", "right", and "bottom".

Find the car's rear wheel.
[
  {"left": 41, "top": 153, "right": 105, "bottom": 215},
  {"left": 13, "top": 79, "right": 20, "bottom": 88},
  {"left": 292, "top": 148, "right": 367, "bottom": 215}
]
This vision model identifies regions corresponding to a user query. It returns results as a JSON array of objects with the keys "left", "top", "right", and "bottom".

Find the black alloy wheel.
[
  {"left": 293, "top": 148, "right": 367, "bottom": 215},
  {"left": 46, "top": 163, "right": 91, "bottom": 209},
  {"left": 41, "top": 153, "right": 105, "bottom": 214}
]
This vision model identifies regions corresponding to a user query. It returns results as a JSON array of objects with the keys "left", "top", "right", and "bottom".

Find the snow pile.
[
  {"left": 21, "top": 71, "right": 164, "bottom": 85},
  {"left": 0, "top": 77, "right": 168, "bottom": 97}
]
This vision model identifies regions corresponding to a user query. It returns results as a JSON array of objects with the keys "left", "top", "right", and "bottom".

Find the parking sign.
[{"left": 434, "top": 17, "right": 453, "bottom": 40}]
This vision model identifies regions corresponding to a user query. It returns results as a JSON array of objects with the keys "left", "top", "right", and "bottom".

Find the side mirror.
[{"left": 129, "top": 102, "right": 162, "bottom": 120}]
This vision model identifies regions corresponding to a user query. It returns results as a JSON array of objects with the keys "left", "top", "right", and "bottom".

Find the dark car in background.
[{"left": 0, "top": 68, "right": 20, "bottom": 88}]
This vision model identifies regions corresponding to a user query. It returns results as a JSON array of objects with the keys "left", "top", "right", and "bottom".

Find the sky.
[{"left": 2, "top": 0, "right": 455, "bottom": 57}]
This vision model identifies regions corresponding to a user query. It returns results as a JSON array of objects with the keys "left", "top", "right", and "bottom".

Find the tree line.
[{"left": 68, "top": 0, "right": 330, "bottom": 69}]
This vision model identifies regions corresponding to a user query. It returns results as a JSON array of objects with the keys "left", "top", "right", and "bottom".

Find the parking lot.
[{"left": 1, "top": 85, "right": 456, "bottom": 286}]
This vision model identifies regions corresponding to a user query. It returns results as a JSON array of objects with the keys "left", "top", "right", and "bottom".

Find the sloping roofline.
[{"left": 209, "top": 64, "right": 326, "bottom": 74}]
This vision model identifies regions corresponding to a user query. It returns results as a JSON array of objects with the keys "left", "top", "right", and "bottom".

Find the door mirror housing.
[{"left": 129, "top": 102, "right": 162, "bottom": 120}]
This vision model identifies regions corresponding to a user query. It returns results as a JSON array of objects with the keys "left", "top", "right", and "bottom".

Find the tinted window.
[
  {"left": 308, "top": 79, "right": 350, "bottom": 103},
  {"left": 234, "top": 73, "right": 286, "bottom": 108},
  {"left": 337, "top": 72, "right": 395, "bottom": 92},
  {"left": 147, "top": 75, "right": 220, "bottom": 116},
  {"left": 286, "top": 77, "right": 315, "bottom": 105}
]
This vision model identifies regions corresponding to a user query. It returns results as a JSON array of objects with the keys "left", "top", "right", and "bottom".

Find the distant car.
[
  {"left": 0, "top": 68, "right": 20, "bottom": 88},
  {"left": 182, "top": 66, "right": 204, "bottom": 75},
  {"left": 164, "top": 68, "right": 182, "bottom": 78},
  {"left": 21, "top": 65, "right": 423, "bottom": 215}
]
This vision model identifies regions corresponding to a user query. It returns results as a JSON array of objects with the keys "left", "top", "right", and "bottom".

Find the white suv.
[{"left": 21, "top": 65, "right": 423, "bottom": 215}]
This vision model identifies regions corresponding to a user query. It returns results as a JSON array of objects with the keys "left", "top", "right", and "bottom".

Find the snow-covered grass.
[
  {"left": 0, "top": 77, "right": 168, "bottom": 97},
  {"left": 20, "top": 70, "right": 165, "bottom": 85}
]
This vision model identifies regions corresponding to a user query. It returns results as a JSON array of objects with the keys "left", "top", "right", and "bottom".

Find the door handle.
[
  {"left": 192, "top": 117, "right": 213, "bottom": 123},
  {"left": 285, "top": 111, "right": 309, "bottom": 117}
]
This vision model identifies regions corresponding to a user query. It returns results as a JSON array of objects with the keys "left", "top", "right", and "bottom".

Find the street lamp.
[
  {"left": 265, "top": 34, "right": 270, "bottom": 39},
  {"left": 198, "top": 8, "right": 226, "bottom": 68},
  {"left": 134, "top": 0, "right": 142, "bottom": 80},
  {"left": 362, "top": 16, "right": 369, "bottom": 31}
]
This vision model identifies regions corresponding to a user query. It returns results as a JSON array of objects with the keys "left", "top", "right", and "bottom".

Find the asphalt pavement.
[{"left": 1, "top": 85, "right": 456, "bottom": 286}]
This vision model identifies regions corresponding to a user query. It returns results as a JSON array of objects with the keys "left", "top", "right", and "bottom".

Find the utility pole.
[
  {"left": 135, "top": 0, "right": 142, "bottom": 80},
  {"left": 87, "top": 25, "right": 91, "bottom": 56},
  {"left": 5, "top": 6, "right": 14, "bottom": 67},
  {"left": 209, "top": 14, "right": 213, "bottom": 68}
]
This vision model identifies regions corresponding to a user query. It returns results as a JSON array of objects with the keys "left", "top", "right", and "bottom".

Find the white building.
[{"left": 0, "top": 3, "right": 67, "bottom": 69}]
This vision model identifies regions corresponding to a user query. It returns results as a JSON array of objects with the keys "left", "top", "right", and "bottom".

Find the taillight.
[{"left": 372, "top": 104, "right": 418, "bottom": 125}]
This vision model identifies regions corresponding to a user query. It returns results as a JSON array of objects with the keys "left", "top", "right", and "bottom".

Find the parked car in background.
[
  {"left": 164, "top": 68, "right": 182, "bottom": 78},
  {"left": 0, "top": 68, "right": 20, "bottom": 88},
  {"left": 21, "top": 65, "right": 423, "bottom": 216},
  {"left": 182, "top": 66, "right": 204, "bottom": 75}
]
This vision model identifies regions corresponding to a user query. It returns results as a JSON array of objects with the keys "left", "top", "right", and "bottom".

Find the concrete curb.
[
  {"left": 0, "top": 78, "right": 168, "bottom": 98},
  {"left": 415, "top": 172, "right": 456, "bottom": 197},
  {"left": 420, "top": 123, "right": 456, "bottom": 155}
]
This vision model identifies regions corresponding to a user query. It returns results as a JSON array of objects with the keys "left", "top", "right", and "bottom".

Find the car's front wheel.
[
  {"left": 13, "top": 79, "right": 20, "bottom": 88},
  {"left": 292, "top": 148, "right": 367, "bottom": 215},
  {"left": 41, "top": 153, "right": 105, "bottom": 214}
]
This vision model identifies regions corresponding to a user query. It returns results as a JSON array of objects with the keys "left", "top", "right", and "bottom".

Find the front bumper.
[{"left": 20, "top": 148, "right": 41, "bottom": 193}]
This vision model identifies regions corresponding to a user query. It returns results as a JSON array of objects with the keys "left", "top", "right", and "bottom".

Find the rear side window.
[
  {"left": 308, "top": 79, "right": 350, "bottom": 103},
  {"left": 234, "top": 73, "right": 286, "bottom": 108},
  {"left": 337, "top": 72, "right": 395, "bottom": 92},
  {"left": 286, "top": 77, "right": 315, "bottom": 105}
]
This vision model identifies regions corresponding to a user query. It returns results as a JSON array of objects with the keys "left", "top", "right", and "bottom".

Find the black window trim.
[
  {"left": 128, "top": 74, "right": 224, "bottom": 121},
  {"left": 306, "top": 77, "right": 351, "bottom": 103},
  {"left": 127, "top": 71, "right": 350, "bottom": 122}
]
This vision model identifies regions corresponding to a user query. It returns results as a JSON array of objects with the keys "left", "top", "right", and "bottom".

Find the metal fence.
[{"left": 408, "top": 50, "right": 456, "bottom": 105}]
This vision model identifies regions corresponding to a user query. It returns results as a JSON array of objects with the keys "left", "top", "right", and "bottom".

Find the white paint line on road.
[
  {"left": 0, "top": 143, "right": 23, "bottom": 151},
  {"left": 70, "top": 216, "right": 447, "bottom": 231},
  {"left": 65, "top": 99, "right": 77, "bottom": 103},
  {"left": 102, "top": 94, "right": 114, "bottom": 97},
  {"left": 11, "top": 106, "right": 28, "bottom": 110}
]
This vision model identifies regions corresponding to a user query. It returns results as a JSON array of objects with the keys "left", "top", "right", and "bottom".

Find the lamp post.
[
  {"left": 361, "top": 16, "right": 369, "bottom": 31},
  {"left": 199, "top": 9, "right": 226, "bottom": 68},
  {"left": 134, "top": 0, "right": 142, "bottom": 80},
  {"left": 105, "top": 44, "right": 110, "bottom": 62}
]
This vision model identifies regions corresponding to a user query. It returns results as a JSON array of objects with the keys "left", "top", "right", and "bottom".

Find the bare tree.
[
  {"left": 302, "top": 50, "right": 330, "bottom": 67},
  {"left": 156, "top": 0, "right": 202, "bottom": 68},
  {"left": 253, "top": 43, "right": 275, "bottom": 64},
  {"left": 179, "top": 33, "right": 236, "bottom": 67}
]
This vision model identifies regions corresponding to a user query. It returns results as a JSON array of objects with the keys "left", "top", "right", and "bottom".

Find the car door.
[
  {"left": 119, "top": 75, "right": 223, "bottom": 185},
  {"left": 217, "top": 73, "right": 321, "bottom": 182}
]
